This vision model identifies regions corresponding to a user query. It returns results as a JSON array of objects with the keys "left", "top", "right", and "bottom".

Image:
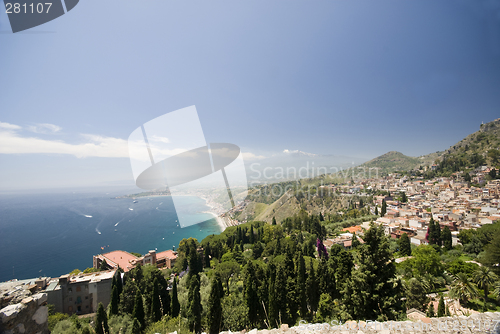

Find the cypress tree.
[
  {"left": 150, "top": 278, "right": 161, "bottom": 322},
  {"left": 116, "top": 272, "right": 123, "bottom": 296},
  {"left": 267, "top": 264, "right": 278, "bottom": 326},
  {"left": 249, "top": 225, "right": 255, "bottom": 244},
  {"left": 109, "top": 285, "right": 119, "bottom": 316},
  {"left": 204, "top": 243, "right": 211, "bottom": 268},
  {"left": 306, "top": 259, "right": 318, "bottom": 313},
  {"left": 399, "top": 233, "right": 411, "bottom": 256},
  {"left": 381, "top": 200, "right": 387, "bottom": 217},
  {"left": 375, "top": 206, "right": 379, "bottom": 215},
  {"left": 272, "top": 217, "right": 277, "bottom": 225},
  {"left": 207, "top": 273, "right": 222, "bottom": 334},
  {"left": 245, "top": 261, "right": 259, "bottom": 327},
  {"left": 442, "top": 226, "right": 452, "bottom": 250},
  {"left": 131, "top": 318, "right": 141, "bottom": 334},
  {"left": 429, "top": 218, "right": 442, "bottom": 247},
  {"left": 161, "top": 281, "right": 171, "bottom": 317},
  {"left": 426, "top": 302, "right": 435, "bottom": 317},
  {"left": 296, "top": 252, "right": 307, "bottom": 318},
  {"left": 95, "top": 302, "right": 109, "bottom": 334},
  {"left": 274, "top": 264, "right": 288, "bottom": 324},
  {"left": 132, "top": 290, "right": 145, "bottom": 330},
  {"left": 171, "top": 277, "right": 180, "bottom": 317},
  {"left": 351, "top": 233, "right": 361, "bottom": 248},
  {"left": 188, "top": 274, "right": 202, "bottom": 333},
  {"left": 437, "top": 295, "right": 445, "bottom": 317},
  {"left": 401, "top": 192, "right": 408, "bottom": 203}
]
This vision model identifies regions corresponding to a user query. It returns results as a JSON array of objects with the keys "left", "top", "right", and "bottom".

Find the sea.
[{"left": 0, "top": 189, "right": 222, "bottom": 282}]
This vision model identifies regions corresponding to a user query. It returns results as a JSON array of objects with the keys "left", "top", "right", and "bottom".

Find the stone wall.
[
  {"left": 0, "top": 293, "right": 49, "bottom": 334},
  {"left": 223, "top": 312, "right": 500, "bottom": 334}
]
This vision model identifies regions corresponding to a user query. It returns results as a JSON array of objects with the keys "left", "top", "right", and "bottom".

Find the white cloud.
[
  {"left": 0, "top": 124, "right": 264, "bottom": 163},
  {"left": 0, "top": 127, "right": 192, "bottom": 160},
  {"left": 0, "top": 130, "right": 130, "bottom": 158},
  {"left": 242, "top": 152, "right": 266, "bottom": 160},
  {"left": 0, "top": 122, "right": 22, "bottom": 130},
  {"left": 149, "top": 135, "right": 170, "bottom": 144},
  {"left": 27, "top": 123, "right": 62, "bottom": 134}
]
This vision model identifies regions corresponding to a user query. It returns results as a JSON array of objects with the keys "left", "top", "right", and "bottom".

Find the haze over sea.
[{"left": 0, "top": 190, "right": 221, "bottom": 282}]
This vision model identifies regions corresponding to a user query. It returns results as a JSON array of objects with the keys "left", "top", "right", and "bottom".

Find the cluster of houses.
[{"left": 322, "top": 167, "right": 500, "bottom": 249}]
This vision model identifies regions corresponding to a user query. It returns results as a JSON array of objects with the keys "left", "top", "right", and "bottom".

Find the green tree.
[
  {"left": 315, "top": 293, "right": 333, "bottom": 322},
  {"left": 381, "top": 200, "right": 387, "bottom": 217},
  {"left": 472, "top": 266, "right": 498, "bottom": 301},
  {"left": 116, "top": 272, "right": 123, "bottom": 296},
  {"left": 109, "top": 286, "right": 119, "bottom": 316},
  {"left": 482, "top": 233, "right": 500, "bottom": 275},
  {"left": 188, "top": 274, "right": 202, "bottom": 333},
  {"left": 426, "top": 302, "right": 434, "bottom": 317},
  {"left": 411, "top": 245, "right": 444, "bottom": 277},
  {"left": 272, "top": 217, "right": 277, "bottom": 225},
  {"left": 306, "top": 259, "right": 318, "bottom": 313},
  {"left": 95, "top": 302, "right": 109, "bottom": 334},
  {"left": 341, "top": 224, "right": 402, "bottom": 321},
  {"left": 428, "top": 218, "right": 441, "bottom": 247},
  {"left": 99, "top": 260, "right": 108, "bottom": 271},
  {"left": 489, "top": 168, "right": 497, "bottom": 179},
  {"left": 150, "top": 278, "right": 161, "bottom": 322},
  {"left": 171, "top": 277, "right": 180, "bottom": 318},
  {"left": 375, "top": 206, "right": 379, "bottom": 215},
  {"left": 399, "top": 233, "right": 411, "bottom": 257},
  {"left": 437, "top": 295, "right": 445, "bottom": 317},
  {"left": 441, "top": 226, "right": 452, "bottom": 250},
  {"left": 296, "top": 252, "right": 307, "bottom": 318},
  {"left": 400, "top": 192, "right": 408, "bottom": 203},
  {"left": 404, "top": 278, "right": 429, "bottom": 312},
  {"left": 207, "top": 273, "right": 223, "bottom": 334},
  {"left": 450, "top": 273, "right": 478, "bottom": 307},
  {"left": 351, "top": 233, "right": 361, "bottom": 248},
  {"left": 131, "top": 318, "right": 141, "bottom": 334},
  {"left": 244, "top": 261, "right": 260, "bottom": 327},
  {"left": 132, "top": 290, "right": 145, "bottom": 330}
]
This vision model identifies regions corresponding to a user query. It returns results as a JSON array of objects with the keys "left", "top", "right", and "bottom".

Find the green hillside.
[
  {"left": 422, "top": 118, "right": 500, "bottom": 177},
  {"left": 360, "top": 151, "right": 422, "bottom": 174}
]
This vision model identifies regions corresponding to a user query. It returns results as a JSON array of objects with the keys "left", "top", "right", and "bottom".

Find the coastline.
[{"left": 206, "top": 211, "right": 227, "bottom": 232}]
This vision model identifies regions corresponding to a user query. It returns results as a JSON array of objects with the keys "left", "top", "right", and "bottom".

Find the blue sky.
[{"left": 1, "top": 0, "right": 500, "bottom": 190}]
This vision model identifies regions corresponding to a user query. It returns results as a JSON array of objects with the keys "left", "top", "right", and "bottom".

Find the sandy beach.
[{"left": 206, "top": 211, "right": 227, "bottom": 232}]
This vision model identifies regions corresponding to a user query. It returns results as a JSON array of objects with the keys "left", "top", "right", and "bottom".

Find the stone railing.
[
  {"left": 221, "top": 312, "right": 500, "bottom": 334},
  {"left": 0, "top": 293, "right": 49, "bottom": 334}
]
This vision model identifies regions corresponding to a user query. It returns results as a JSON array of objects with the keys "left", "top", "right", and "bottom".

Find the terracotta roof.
[
  {"left": 100, "top": 250, "right": 138, "bottom": 272},
  {"left": 342, "top": 226, "right": 363, "bottom": 234},
  {"left": 156, "top": 250, "right": 177, "bottom": 260}
]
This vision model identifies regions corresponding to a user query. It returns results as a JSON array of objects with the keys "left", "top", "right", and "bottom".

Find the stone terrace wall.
[
  {"left": 0, "top": 293, "right": 49, "bottom": 334},
  {"left": 223, "top": 312, "right": 500, "bottom": 334}
]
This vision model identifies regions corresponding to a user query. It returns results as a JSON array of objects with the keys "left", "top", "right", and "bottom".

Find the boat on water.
[{"left": 133, "top": 200, "right": 138, "bottom": 203}]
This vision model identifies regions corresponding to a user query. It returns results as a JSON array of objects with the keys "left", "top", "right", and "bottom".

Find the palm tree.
[
  {"left": 473, "top": 266, "right": 498, "bottom": 301},
  {"left": 493, "top": 281, "right": 500, "bottom": 301},
  {"left": 449, "top": 273, "right": 478, "bottom": 307}
]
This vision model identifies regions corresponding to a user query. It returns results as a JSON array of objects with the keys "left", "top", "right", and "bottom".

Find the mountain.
[
  {"left": 360, "top": 151, "right": 422, "bottom": 174},
  {"left": 440, "top": 118, "right": 500, "bottom": 160},
  {"left": 244, "top": 150, "right": 367, "bottom": 183},
  {"left": 359, "top": 118, "right": 500, "bottom": 175}
]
